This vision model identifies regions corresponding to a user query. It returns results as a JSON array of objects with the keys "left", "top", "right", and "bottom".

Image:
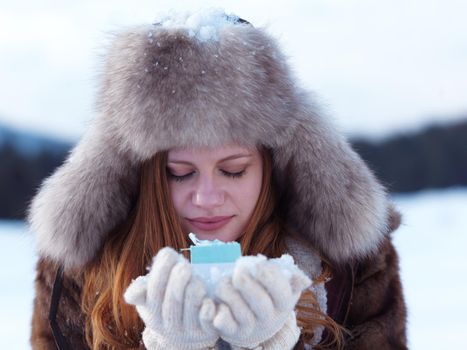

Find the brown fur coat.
[
  {"left": 27, "top": 10, "right": 407, "bottom": 350},
  {"left": 30, "top": 230, "right": 407, "bottom": 349}
]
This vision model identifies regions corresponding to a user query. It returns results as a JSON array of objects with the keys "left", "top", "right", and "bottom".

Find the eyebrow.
[{"left": 168, "top": 153, "right": 253, "bottom": 165}]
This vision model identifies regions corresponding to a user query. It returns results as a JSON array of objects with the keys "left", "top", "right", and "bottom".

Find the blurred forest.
[
  {"left": 1, "top": 119, "right": 466, "bottom": 220},
  {"left": 352, "top": 119, "right": 467, "bottom": 192}
]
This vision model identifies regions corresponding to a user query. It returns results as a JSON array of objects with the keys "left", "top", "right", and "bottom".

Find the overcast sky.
[{"left": 1, "top": 0, "right": 467, "bottom": 142}]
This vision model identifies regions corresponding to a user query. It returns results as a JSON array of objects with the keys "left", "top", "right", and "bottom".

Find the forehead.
[{"left": 167, "top": 144, "right": 258, "bottom": 162}]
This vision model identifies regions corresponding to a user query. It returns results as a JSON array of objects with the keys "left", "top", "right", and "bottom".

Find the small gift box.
[{"left": 188, "top": 233, "right": 241, "bottom": 295}]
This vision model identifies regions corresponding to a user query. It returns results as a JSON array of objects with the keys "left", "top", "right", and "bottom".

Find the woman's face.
[{"left": 167, "top": 144, "right": 263, "bottom": 242}]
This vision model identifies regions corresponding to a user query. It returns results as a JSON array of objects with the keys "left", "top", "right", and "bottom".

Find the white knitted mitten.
[
  {"left": 124, "top": 247, "right": 218, "bottom": 350},
  {"left": 229, "top": 313, "right": 301, "bottom": 350},
  {"left": 213, "top": 255, "right": 311, "bottom": 349}
]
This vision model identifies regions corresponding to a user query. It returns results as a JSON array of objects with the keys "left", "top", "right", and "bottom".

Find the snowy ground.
[
  {"left": 392, "top": 188, "right": 467, "bottom": 349},
  {"left": 1, "top": 187, "right": 466, "bottom": 349},
  {"left": 0, "top": 220, "right": 36, "bottom": 349}
]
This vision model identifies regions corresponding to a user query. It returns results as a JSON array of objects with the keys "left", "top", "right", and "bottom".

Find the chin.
[{"left": 191, "top": 229, "right": 240, "bottom": 242}]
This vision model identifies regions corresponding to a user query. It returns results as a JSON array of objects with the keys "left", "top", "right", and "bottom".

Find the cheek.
[
  {"left": 238, "top": 173, "right": 263, "bottom": 214},
  {"left": 169, "top": 184, "right": 187, "bottom": 215}
]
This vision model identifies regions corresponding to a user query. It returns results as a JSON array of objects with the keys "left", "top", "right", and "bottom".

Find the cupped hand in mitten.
[
  {"left": 124, "top": 247, "right": 218, "bottom": 350},
  {"left": 212, "top": 255, "right": 311, "bottom": 349}
]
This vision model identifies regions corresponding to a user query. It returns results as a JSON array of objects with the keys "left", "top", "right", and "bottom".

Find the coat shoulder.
[
  {"left": 31, "top": 258, "right": 88, "bottom": 349},
  {"left": 343, "top": 235, "right": 408, "bottom": 350}
]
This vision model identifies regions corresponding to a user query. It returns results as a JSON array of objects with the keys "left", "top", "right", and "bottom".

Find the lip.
[{"left": 187, "top": 216, "right": 234, "bottom": 231}]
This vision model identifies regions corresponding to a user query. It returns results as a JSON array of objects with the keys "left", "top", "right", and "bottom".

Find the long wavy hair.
[{"left": 81, "top": 146, "right": 342, "bottom": 349}]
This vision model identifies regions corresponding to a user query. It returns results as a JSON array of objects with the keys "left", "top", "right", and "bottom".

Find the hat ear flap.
[
  {"left": 274, "top": 107, "right": 390, "bottom": 263},
  {"left": 27, "top": 125, "right": 139, "bottom": 269}
]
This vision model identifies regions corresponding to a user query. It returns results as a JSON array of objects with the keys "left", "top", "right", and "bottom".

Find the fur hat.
[{"left": 27, "top": 9, "right": 397, "bottom": 270}]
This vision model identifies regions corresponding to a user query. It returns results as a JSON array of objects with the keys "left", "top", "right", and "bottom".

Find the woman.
[{"left": 28, "top": 9, "right": 407, "bottom": 349}]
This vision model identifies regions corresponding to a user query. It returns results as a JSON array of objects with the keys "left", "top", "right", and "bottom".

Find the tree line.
[
  {"left": 1, "top": 119, "right": 466, "bottom": 220},
  {"left": 352, "top": 119, "right": 467, "bottom": 193}
]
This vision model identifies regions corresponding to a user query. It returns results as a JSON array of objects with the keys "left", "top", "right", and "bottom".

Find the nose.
[{"left": 192, "top": 176, "right": 224, "bottom": 208}]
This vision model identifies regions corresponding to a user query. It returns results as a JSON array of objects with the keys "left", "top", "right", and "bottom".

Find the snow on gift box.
[
  {"left": 188, "top": 232, "right": 241, "bottom": 295},
  {"left": 187, "top": 232, "right": 310, "bottom": 297}
]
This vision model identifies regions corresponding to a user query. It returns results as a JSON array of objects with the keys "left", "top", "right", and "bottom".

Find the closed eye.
[
  {"left": 221, "top": 169, "right": 246, "bottom": 178},
  {"left": 167, "top": 171, "right": 194, "bottom": 182}
]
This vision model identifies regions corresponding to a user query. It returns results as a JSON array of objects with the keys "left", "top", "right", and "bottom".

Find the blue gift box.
[{"left": 188, "top": 232, "right": 241, "bottom": 264}]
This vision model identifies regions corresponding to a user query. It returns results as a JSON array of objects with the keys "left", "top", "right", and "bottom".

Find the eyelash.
[{"left": 167, "top": 170, "right": 246, "bottom": 182}]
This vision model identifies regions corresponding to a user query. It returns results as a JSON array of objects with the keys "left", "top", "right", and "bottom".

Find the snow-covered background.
[{"left": 1, "top": 187, "right": 466, "bottom": 349}]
